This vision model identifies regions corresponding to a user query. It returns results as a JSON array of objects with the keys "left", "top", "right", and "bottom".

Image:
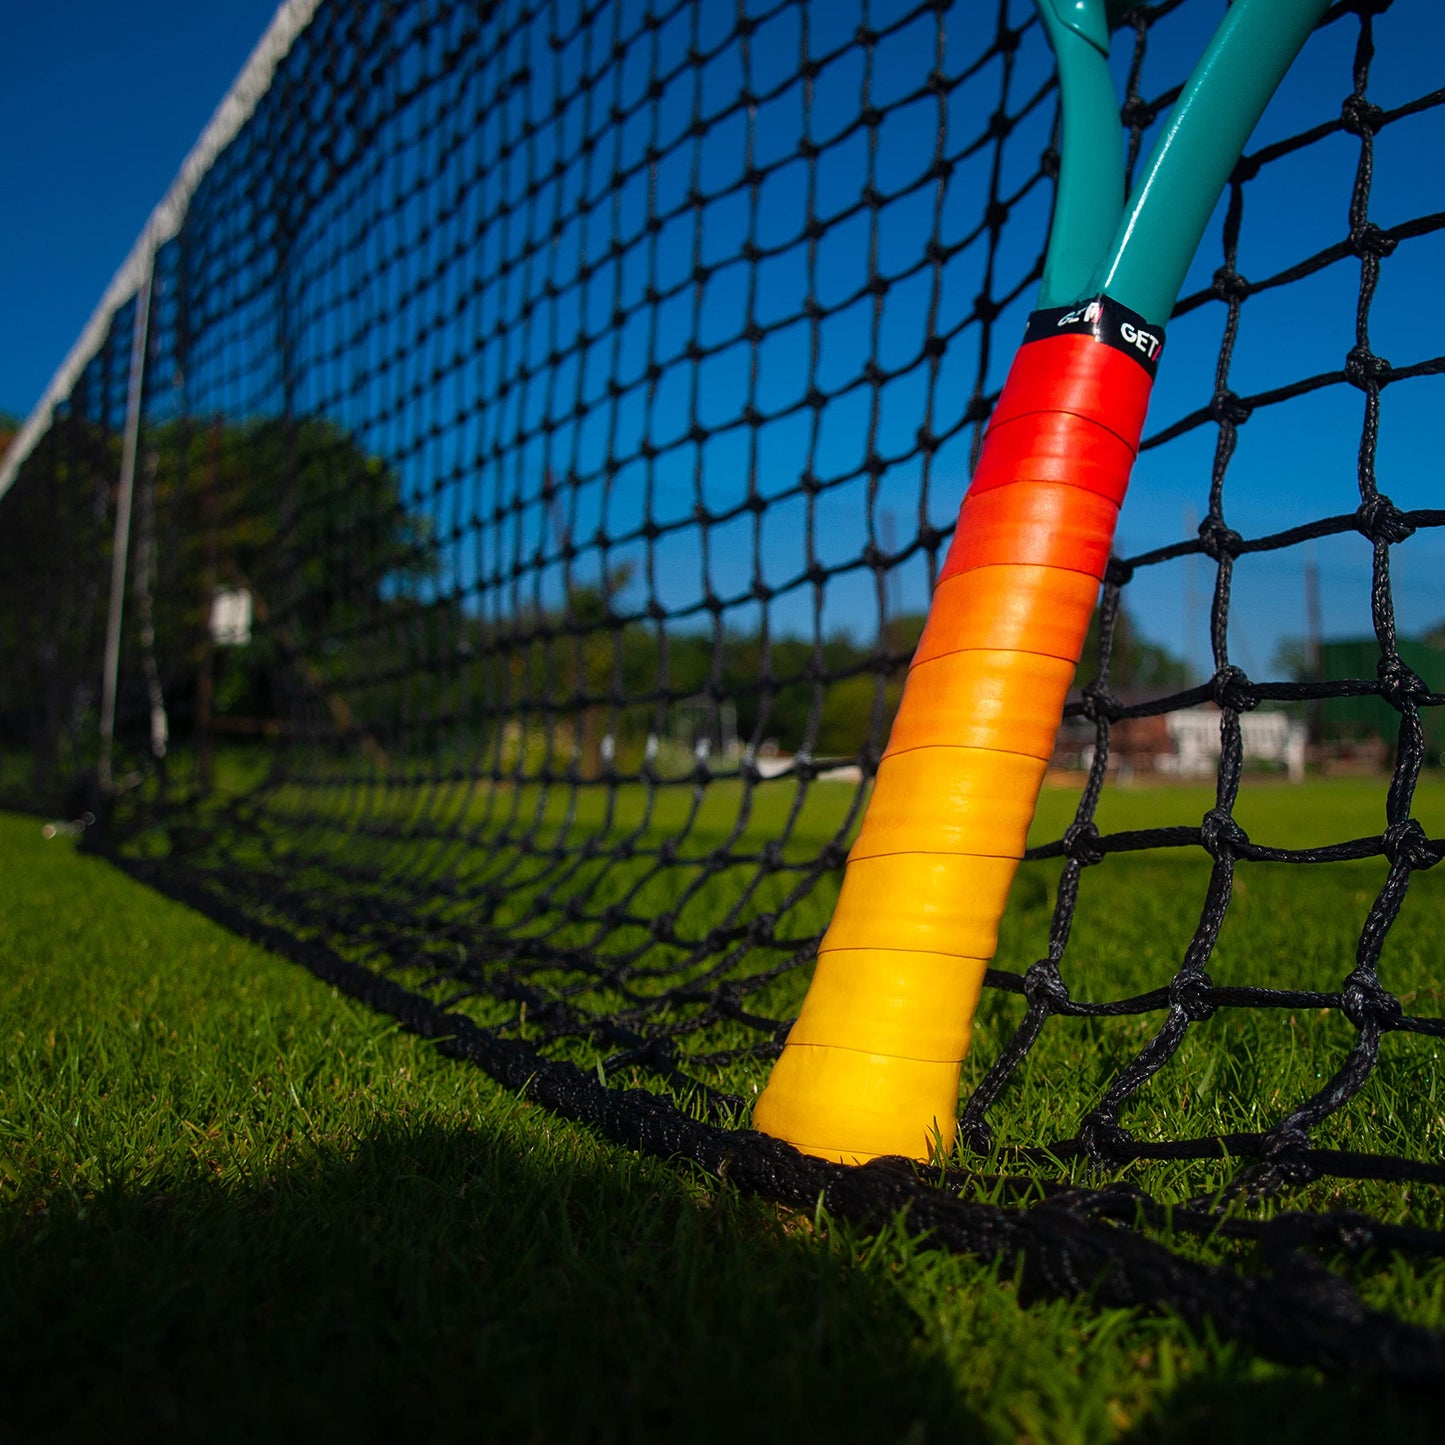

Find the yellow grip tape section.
[
  {"left": 786, "top": 946, "right": 989, "bottom": 1060},
  {"left": 751, "top": 1042, "right": 966, "bottom": 1164},
  {"left": 821, "top": 850, "right": 1020, "bottom": 959},
  {"left": 849, "top": 746, "right": 1047, "bottom": 861}
]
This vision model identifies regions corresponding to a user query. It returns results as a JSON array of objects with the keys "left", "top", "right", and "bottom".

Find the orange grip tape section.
[
  {"left": 940, "top": 482, "right": 1118, "bottom": 584},
  {"left": 914, "top": 565, "right": 1099, "bottom": 666},
  {"left": 886, "top": 648, "right": 1075, "bottom": 761},
  {"left": 989, "top": 332, "right": 1154, "bottom": 452},
  {"left": 786, "top": 947, "right": 988, "bottom": 1062},
  {"left": 849, "top": 747, "right": 1047, "bottom": 862}
]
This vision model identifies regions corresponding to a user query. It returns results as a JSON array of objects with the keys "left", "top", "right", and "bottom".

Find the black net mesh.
[{"left": 4, "top": 0, "right": 1445, "bottom": 1383}]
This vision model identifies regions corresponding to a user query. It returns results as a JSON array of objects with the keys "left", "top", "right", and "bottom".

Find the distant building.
[
  {"left": 1159, "top": 706, "right": 1306, "bottom": 782},
  {"left": 1315, "top": 638, "right": 1445, "bottom": 761},
  {"left": 1060, "top": 701, "right": 1307, "bottom": 782},
  {"left": 209, "top": 587, "right": 254, "bottom": 646}
]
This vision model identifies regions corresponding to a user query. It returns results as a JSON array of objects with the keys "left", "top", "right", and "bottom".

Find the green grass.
[{"left": 2, "top": 795, "right": 1443, "bottom": 1441}]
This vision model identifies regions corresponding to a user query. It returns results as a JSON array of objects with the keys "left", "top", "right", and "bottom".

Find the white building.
[{"left": 1160, "top": 705, "right": 1307, "bottom": 783}]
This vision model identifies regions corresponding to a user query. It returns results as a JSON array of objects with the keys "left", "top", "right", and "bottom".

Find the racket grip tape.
[{"left": 753, "top": 307, "right": 1158, "bottom": 1163}]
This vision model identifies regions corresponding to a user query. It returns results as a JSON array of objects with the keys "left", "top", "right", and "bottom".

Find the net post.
[
  {"left": 98, "top": 262, "right": 156, "bottom": 796},
  {"left": 194, "top": 420, "right": 223, "bottom": 793}
]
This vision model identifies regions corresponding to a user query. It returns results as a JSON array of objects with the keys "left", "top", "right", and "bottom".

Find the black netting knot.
[
  {"left": 1355, "top": 492, "right": 1412, "bottom": 543},
  {"left": 955, "top": 1116, "right": 993, "bottom": 1155},
  {"left": 1341, "top": 970, "right": 1403, "bottom": 1031},
  {"left": 1231, "top": 151, "right": 1262, "bottom": 185},
  {"left": 1168, "top": 970, "right": 1216, "bottom": 1023},
  {"left": 1078, "top": 1112, "right": 1131, "bottom": 1169},
  {"left": 1199, "top": 807, "right": 1248, "bottom": 860},
  {"left": 1211, "top": 266, "right": 1251, "bottom": 303},
  {"left": 1040, "top": 144, "right": 1060, "bottom": 180},
  {"left": 1349, "top": 220, "right": 1397, "bottom": 259},
  {"left": 1104, "top": 556, "right": 1133, "bottom": 587},
  {"left": 1344, "top": 343, "right": 1392, "bottom": 391},
  {"left": 1208, "top": 389, "right": 1253, "bottom": 427},
  {"left": 1256, "top": 1124, "right": 1319, "bottom": 1185},
  {"left": 1197, "top": 515, "right": 1242, "bottom": 561},
  {"left": 1080, "top": 678, "right": 1121, "bottom": 723},
  {"left": 1377, "top": 656, "right": 1428, "bottom": 714},
  {"left": 1382, "top": 817, "right": 1438, "bottom": 871},
  {"left": 963, "top": 393, "right": 992, "bottom": 424},
  {"left": 1024, "top": 959, "right": 1070, "bottom": 1012},
  {"left": 1119, "top": 93, "right": 1161, "bottom": 131},
  {"left": 1340, "top": 93, "right": 1386, "bottom": 137},
  {"left": 1063, "top": 820, "right": 1105, "bottom": 866},
  {"left": 1210, "top": 664, "right": 1257, "bottom": 712}
]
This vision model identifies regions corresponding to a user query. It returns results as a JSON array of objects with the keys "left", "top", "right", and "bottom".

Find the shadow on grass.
[
  {"left": 1122, "top": 1372, "right": 1439, "bottom": 1445},
  {"left": 0, "top": 1119, "right": 981, "bottom": 1444}
]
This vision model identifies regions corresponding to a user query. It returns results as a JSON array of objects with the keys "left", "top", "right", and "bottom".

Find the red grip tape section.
[
  {"left": 987, "top": 333, "right": 1154, "bottom": 450},
  {"left": 966, "top": 409, "right": 1136, "bottom": 504}
]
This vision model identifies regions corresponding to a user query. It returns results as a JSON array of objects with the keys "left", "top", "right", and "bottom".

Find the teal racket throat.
[{"left": 1039, "top": 0, "right": 1333, "bottom": 325}]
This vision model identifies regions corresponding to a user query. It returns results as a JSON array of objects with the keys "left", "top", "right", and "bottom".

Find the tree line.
[{"left": 0, "top": 412, "right": 1187, "bottom": 794}]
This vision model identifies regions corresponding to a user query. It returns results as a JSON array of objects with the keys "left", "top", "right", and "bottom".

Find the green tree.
[
  {"left": 0, "top": 413, "right": 441, "bottom": 793},
  {"left": 0, "top": 415, "right": 120, "bottom": 805}
]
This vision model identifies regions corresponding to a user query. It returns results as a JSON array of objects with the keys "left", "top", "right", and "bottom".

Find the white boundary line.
[{"left": 0, "top": 0, "right": 324, "bottom": 502}]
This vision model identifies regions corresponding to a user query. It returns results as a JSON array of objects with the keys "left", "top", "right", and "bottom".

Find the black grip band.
[{"left": 1022, "top": 295, "right": 1166, "bottom": 379}]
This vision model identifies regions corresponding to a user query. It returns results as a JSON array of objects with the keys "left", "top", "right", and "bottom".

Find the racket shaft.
[{"left": 753, "top": 313, "right": 1155, "bottom": 1162}]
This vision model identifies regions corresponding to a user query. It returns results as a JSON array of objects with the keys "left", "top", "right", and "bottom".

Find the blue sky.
[
  {"left": 2, "top": 1, "right": 1442, "bottom": 681},
  {"left": 0, "top": 1, "right": 278, "bottom": 419}
]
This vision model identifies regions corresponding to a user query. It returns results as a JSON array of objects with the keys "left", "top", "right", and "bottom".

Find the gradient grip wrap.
[{"left": 753, "top": 315, "right": 1157, "bottom": 1163}]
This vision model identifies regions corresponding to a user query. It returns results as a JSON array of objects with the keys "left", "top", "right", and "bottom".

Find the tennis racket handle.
[{"left": 754, "top": 305, "right": 1157, "bottom": 1163}]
